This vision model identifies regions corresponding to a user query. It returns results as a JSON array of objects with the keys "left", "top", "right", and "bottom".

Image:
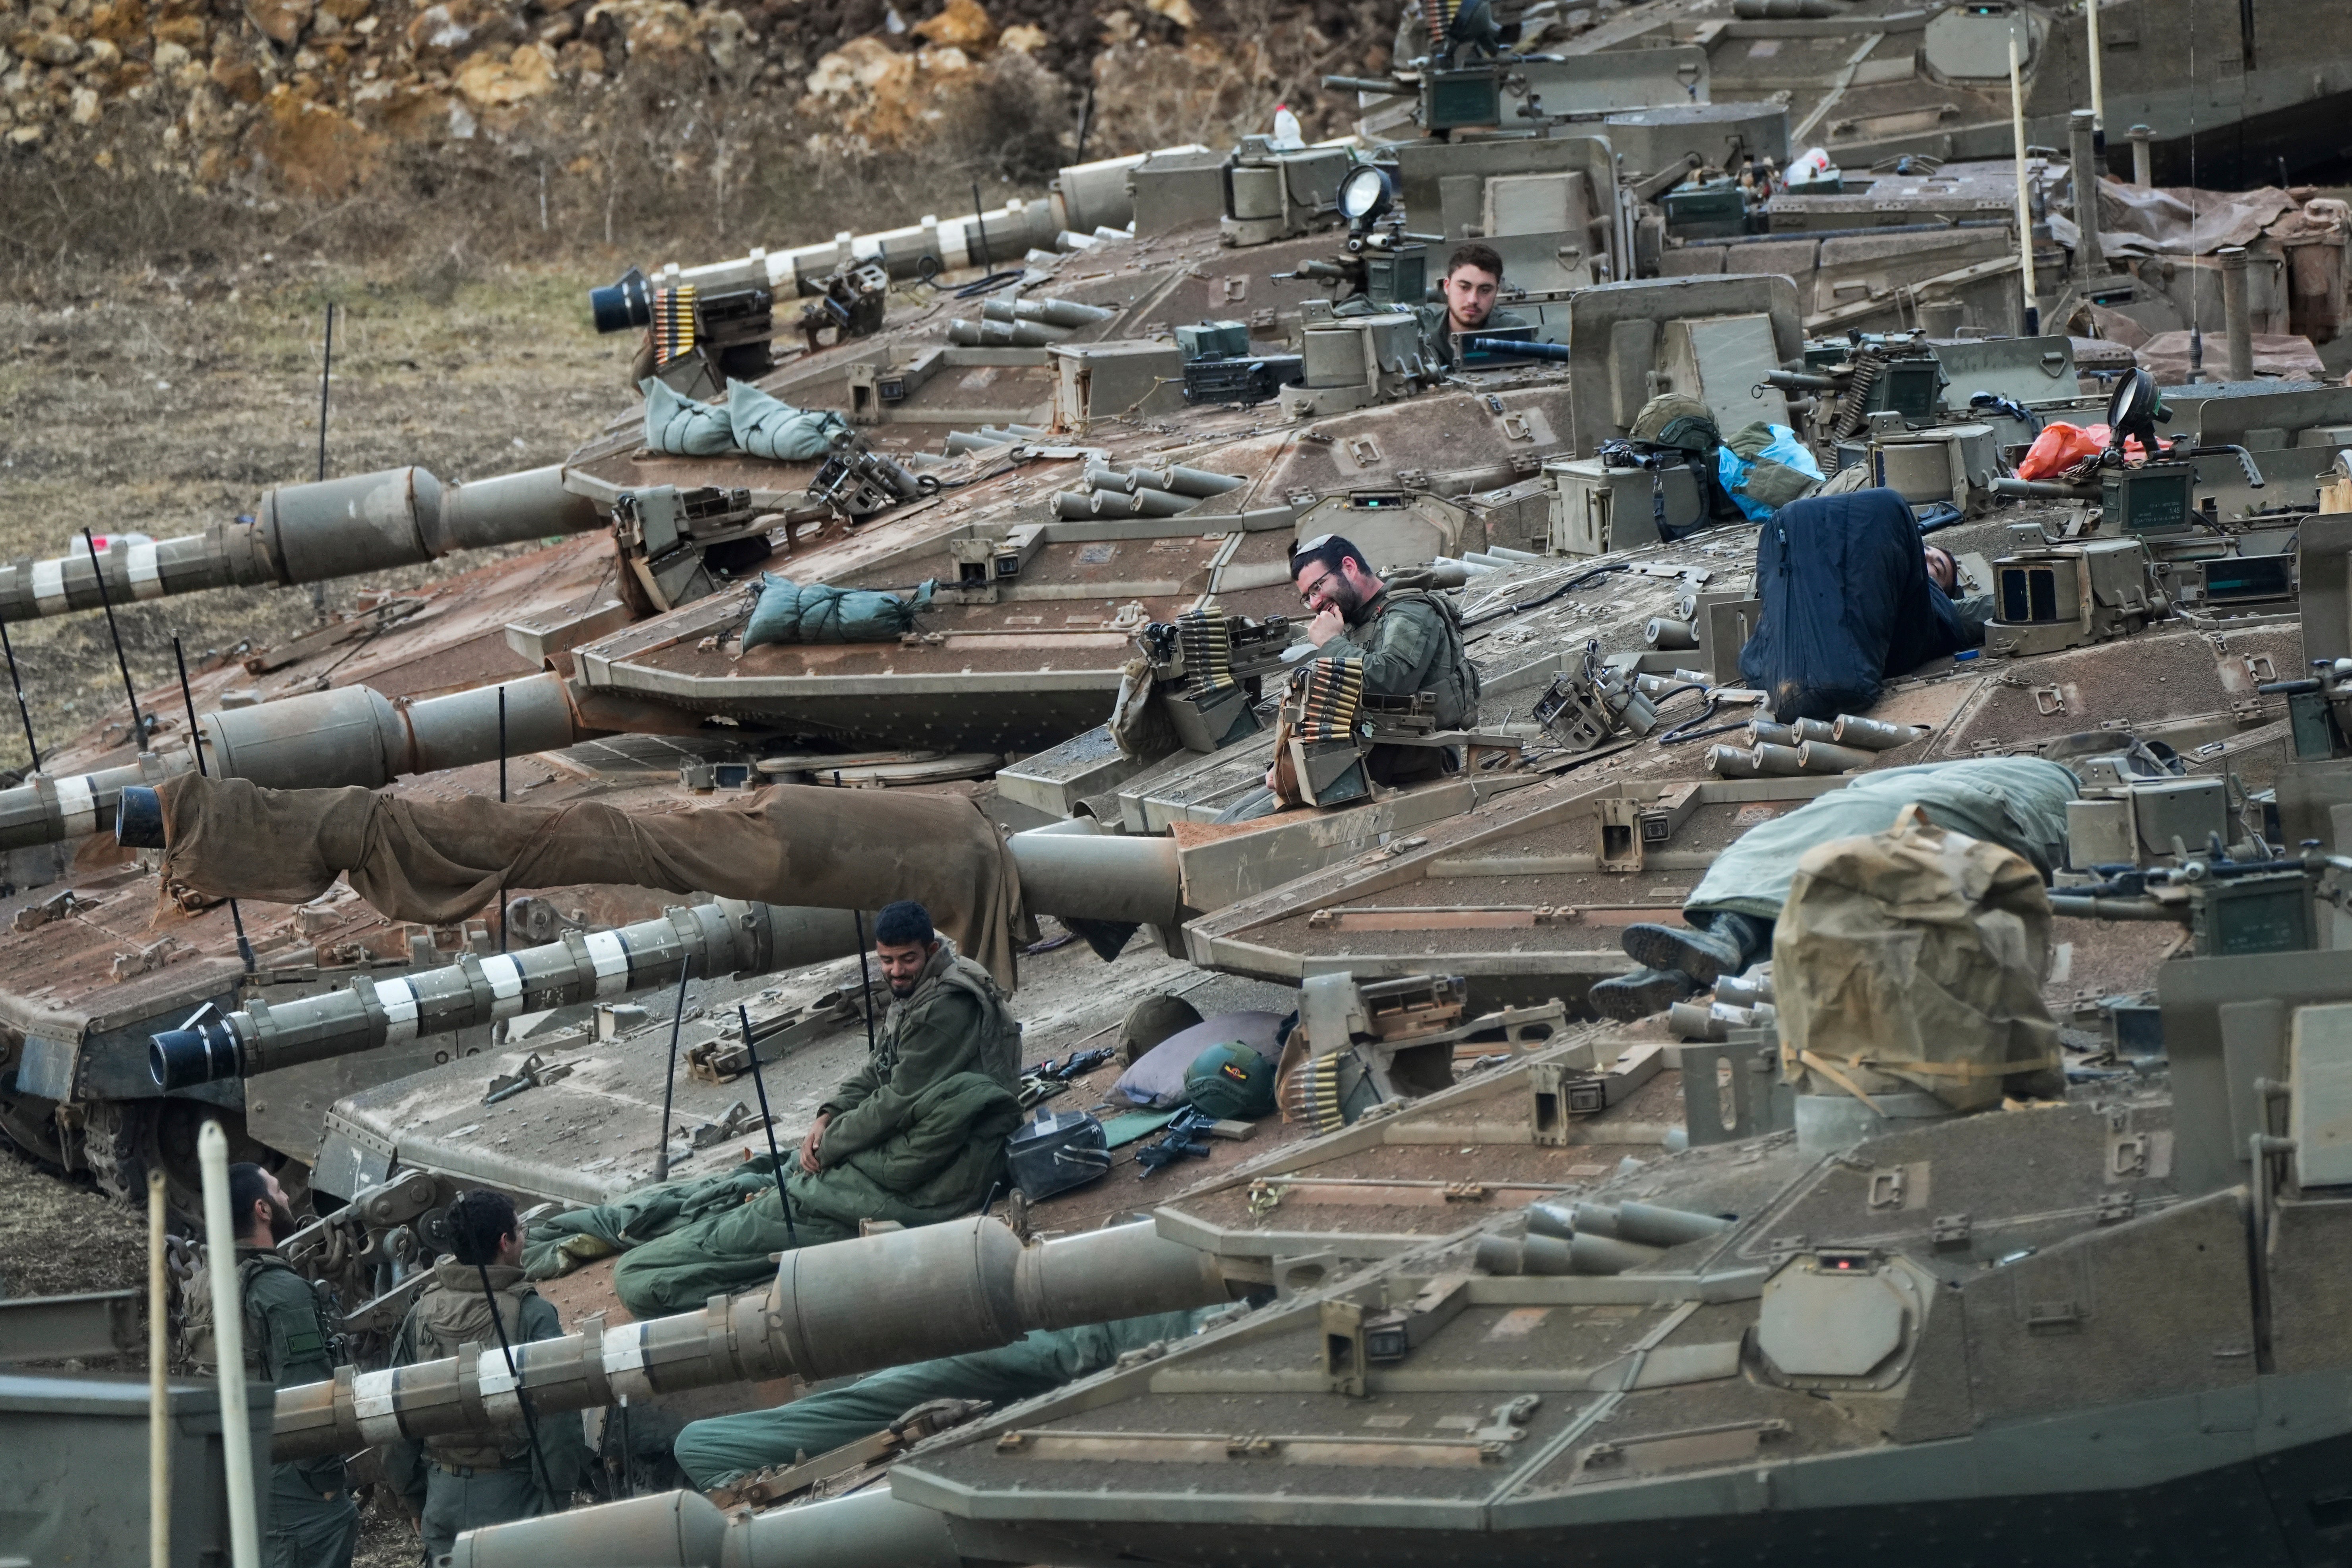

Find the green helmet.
[{"left": 1631, "top": 392, "right": 1721, "bottom": 454}]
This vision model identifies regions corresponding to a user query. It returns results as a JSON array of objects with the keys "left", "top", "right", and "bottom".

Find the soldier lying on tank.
[
  {"left": 1414, "top": 242, "right": 1528, "bottom": 371},
  {"left": 384, "top": 1190, "right": 588, "bottom": 1562},
  {"left": 206, "top": 1163, "right": 360, "bottom": 1568},
  {"left": 1273, "top": 532, "right": 1482, "bottom": 791},
  {"left": 1586, "top": 756, "right": 2078, "bottom": 1021},
  {"left": 580, "top": 899, "right": 1024, "bottom": 1316}
]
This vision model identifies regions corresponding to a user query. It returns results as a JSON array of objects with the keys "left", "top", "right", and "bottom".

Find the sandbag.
[
  {"left": 743, "top": 574, "right": 934, "bottom": 647},
  {"left": 1773, "top": 803, "right": 2065, "bottom": 1115},
  {"left": 1737, "top": 486, "right": 1972, "bottom": 722},
  {"left": 727, "top": 379, "right": 850, "bottom": 463},
  {"left": 641, "top": 377, "right": 738, "bottom": 456}
]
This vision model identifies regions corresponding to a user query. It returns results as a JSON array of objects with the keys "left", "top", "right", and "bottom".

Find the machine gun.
[
  {"left": 808, "top": 426, "right": 939, "bottom": 522},
  {"left": 795, "top": 258, "right": 890, "bottom": 354},
  {"left": 591, "top": 266, "right": 776, "bottom": 396},
  {"left": 1762, "top": 329, "right": 1950, "bottom": 447},
  {"left": 1136, "top": 609, "right": 1298, "bottom": 751},
  {"left": 1274, "top": 655, "right": 1522, "bottom": 808}
]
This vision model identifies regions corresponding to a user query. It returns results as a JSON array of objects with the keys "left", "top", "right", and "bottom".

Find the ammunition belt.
[
  {"left": 653, "top": 284, "right": 699, "bottom": 364},
  {"left": 1292, "top": 658, "right": 1365, "bottom": 744},
  {"left": 1176, "top": 609, "right": 1234, "bottom": 696}
]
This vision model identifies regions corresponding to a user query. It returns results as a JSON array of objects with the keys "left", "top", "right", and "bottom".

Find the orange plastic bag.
[{"left": 2016, "top": 422, "right": 2102, "bottom": 480}]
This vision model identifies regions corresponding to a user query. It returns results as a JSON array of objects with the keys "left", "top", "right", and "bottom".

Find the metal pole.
[
  {"left": 83, "top": 528, "right": 146, "bottom": 747},
  {"left": 738, "top": 1004, "right": 799, "bottom": 1250},
  {"left": 173, "top": 635, "right": 253, "bottom": 973},
  {"left": 148, "top": 1168, "right": 171, "bottom": 1568},
  {"left": 971, "top": 182, "right": 992, "bottom": 271},
  {"left": 196, "top": 1120, "right": 260, "bottom": 1568},
  {"left": 312, "top": 304, "right": 333, "bottom": 618},
  {"left": 473, "top": 1258, "right": 552, "bottom": 1500},
  {"left": 2221, "top": 246, "right": 2255, "bottom": 382},
  {"left": 2129, "top": 123, "right": 2153, "bottom": 188},
  {"left": 497, "top": 686, "right": 507, "bottom": 954},
  {"left": 0, "top": 614, "right": 39, "bottom": 773},
  {"left": 1073, "top": 87, "right": 1095, "bottom": 169},
  {"left": 852, "top": 911, "right": 879, "bottom": 1055},
  {"left": 651, "top": 954, "right": 694, "bottom": 1183},
  {"left": 2069, "top": 109, "right": 2104, "bottom": 282},
  {"left": 2009, "top": 30, "right": 2040, "bottom": 335},
  {"left": 2085, "top": 0, "right": 2104, "bottom": 153}
]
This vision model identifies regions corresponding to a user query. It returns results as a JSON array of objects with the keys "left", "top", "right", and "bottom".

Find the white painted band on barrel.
[
  {"left": 481, "top": 954, "right": 524, "bottom": 1020},
  {"left": 55, "top": 775, "right": 95, "bottom": 838},
  {"left": 375, "top": 977, "right": 419, "bottom": 1045},
  {"left": 30, "top": 558, "right": 65, "bottom": 612},
  {"left": 128, "top": 541, "right": 163, "bottom": 599},
  {"left": 584, "top": 930, "right": 628, "bottom": 998},
  {"left": 351, "top": 1368, "right": 400, "bottom": 1444}
]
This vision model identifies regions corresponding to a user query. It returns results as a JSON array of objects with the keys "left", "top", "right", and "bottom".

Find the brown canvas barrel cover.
[
  {"left": 1774, "top": 804, "right": 2064, "bottom": 1114},
  {"left": 152, "top": 772, "right": 1030, "bottom": 987}
]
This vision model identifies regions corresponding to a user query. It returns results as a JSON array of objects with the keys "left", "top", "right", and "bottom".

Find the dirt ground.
[{"left": 0, "top": 263, "right": 637, "bottom": 773}]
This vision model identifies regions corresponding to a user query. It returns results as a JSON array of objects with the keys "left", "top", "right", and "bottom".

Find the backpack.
[{"left": 172, "top": 1246, "right": 277, "bottom": 1378}]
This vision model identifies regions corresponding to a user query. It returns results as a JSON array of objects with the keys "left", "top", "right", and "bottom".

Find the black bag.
[{"left": 1007, "top": 1110, "right": 1110, "bottom": 1200}]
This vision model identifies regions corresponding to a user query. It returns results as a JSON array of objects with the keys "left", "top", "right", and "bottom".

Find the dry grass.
[{"left": 0, "top": 266, "right": 630, "bottom": 772}]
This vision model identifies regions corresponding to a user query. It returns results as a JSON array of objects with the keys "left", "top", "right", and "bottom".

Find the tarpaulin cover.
[
  {"left": 640, "top": 378, "right": 737, "bottom": 457},
  {"left": 1686, "top": 756, "right": 2078, "bottom": 923},
  {"left": 727, "top": 379, "right": 850, "bottom": 462},
  {"left": 1737, "top": 486, "right": 1972, "bottom": 722},
  {"left": 1773, "top": 804, "right": 2066, "bottom": 1114},
  {"left": 153, "top": 773, "right": 1030, "bottom": 988},
  {"left": 742, "top": 574, "right": 934, "bottom": 648}
]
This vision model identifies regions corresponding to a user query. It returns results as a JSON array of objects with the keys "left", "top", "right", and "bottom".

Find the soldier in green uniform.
[
  {"left": 1413, "top": 243, "right": 1529, "bottom": 371},
  {"left": 213, "top": 1163, "right": 359, "bottom": 1568},
  {"left": 1287, "top": 532, "right": 1482, "bottom": 787},
  {"left": 385, "top": 1190, "right": 587, "bottom": 1562},
  {"left": 795, "top": 898, "right": 1023, "bottom": 1177}
]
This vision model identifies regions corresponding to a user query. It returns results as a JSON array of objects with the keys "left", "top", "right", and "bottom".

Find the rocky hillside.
[{"left": 3, "top": 0, "right": 1399, "bottom": 269}]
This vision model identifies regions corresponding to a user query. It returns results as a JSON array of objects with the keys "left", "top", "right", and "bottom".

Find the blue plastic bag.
[{"left": 1716, "top": 423, "right": 1824, "bottom": 521}]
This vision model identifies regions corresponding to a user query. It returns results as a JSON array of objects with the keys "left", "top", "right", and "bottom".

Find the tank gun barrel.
[
  {"left": 0, "top": 466, "right": 600, "bottom": 624},
  {"left": 0, "top": 674, "right": 587, "bottom": 852},
  {"left": 269, "top": 1216, "right": 1233, "bottom": 1462},
  {"left": 142, "top": 820, "right": 1183, "bottom": 1088}
]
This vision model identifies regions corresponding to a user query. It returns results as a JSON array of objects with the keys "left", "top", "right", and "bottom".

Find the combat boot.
[
  {"left": 1588, "top": 965, "right": 1699, "bottom": 1022},
  {"left": 1618, "top": 911, "right": 1769, "bottom": 988}
]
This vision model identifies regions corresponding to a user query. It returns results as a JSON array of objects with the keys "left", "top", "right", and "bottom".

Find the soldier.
[
  {"left": 195, "top": 1162, "right": 358, "bottom": 1568},
  {"left": 1285, "top": 532, "right": 1482, "bottom": 787},
  {"left": 1413, "top": 243, "right": 1529, "bottom": 371},
  {"left": 385, "top": 1190, "right": 586, "bottom": 1562}
]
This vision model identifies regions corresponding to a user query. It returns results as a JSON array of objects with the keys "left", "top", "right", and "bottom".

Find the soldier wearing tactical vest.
[
  {"left": 194, "top": 1163, "right": 358, "bottom": 1568},
  {"left": 1285, "top": 532, "right": 1482, "bottom": 788},
  {"left": 385, "top": 1190, "right": 587, "bottom": 1561},
  {"left": 798, "top": 899, "right": 1023, "bottom": 1176}
]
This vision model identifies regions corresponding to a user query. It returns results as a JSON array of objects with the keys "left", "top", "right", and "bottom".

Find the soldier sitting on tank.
[
  {"left": 186, "top": 1163, "right": 359, "bottom": 1568},
  {"left": 582, "top": 899, "right": 1025, "bottom": 1316},
  {"left": 384, "top": 1190, "right": 588, "bottom": 1562},
  {"left": 1414, "top": 243, "right": 1529, "bottom": 372},
  {"left": 1272, "top": 531, "right": 1482, "bottom": 791}
]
